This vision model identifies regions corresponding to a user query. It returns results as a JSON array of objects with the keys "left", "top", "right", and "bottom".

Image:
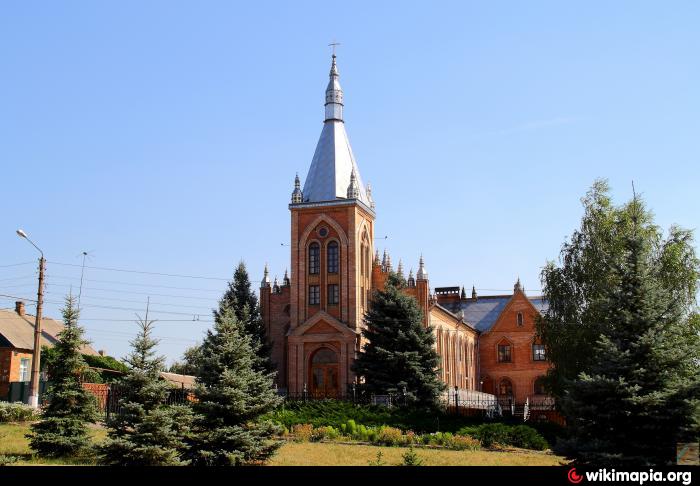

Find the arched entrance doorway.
[
  {"left": 498, "top": 378, "right": 514, "bottom": 408},
  {"left": 309, "top": 347, "right": 339, "bottom": 397}
]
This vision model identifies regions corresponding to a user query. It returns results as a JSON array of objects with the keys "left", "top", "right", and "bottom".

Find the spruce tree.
[
  {"left": 99, "top": 315, "right": 192, "bottom": 465},
  {"left": 541, "top": 183, "right": 700, "bottom": 465},
  {"left": 186, "top": 306, "right": 282, "bottom": 466},
  {"left": 214, "top": 261, "right": 272, "bottom": 372},
  {"left": 352, "top": 272, "right": 445, "bottom": 408},
  {"left": 28, "top": 295, "right": 98, "bottom": 458}
]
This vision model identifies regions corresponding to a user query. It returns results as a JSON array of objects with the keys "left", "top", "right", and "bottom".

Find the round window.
[{"left": 318, "top": 227, "right": 329, "bottom": 238}]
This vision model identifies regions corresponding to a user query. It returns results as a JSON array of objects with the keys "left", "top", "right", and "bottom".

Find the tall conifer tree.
[
  {"left": 28, "top": 295, "right": 98, "bottom": 457},
  {"left": 214, "top": 261, "right": 272, "bottom": 372},
  {"left": 99, "top": 314, "right": 192, "bottom": 465},
  {"left": 540, "top": 181, "right": 700, "bottom": 465},
  {"left": 352, "top": 273, "right": 445, "bottom": 408},
  {"left": 186, "top": 307, "right": 282, "bottom": 465}
]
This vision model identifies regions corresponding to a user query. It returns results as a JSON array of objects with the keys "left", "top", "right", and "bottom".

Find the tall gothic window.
[
  {"left": 309, "top": 243, "right": 320, "bottom": 274},
  {"left": 327, "top": 242, "right": 339, "bottom": 274},
  {"left": 308, "top": 285, "right": 320, "bottom": 305},
  {"left": 516, "top": 312, "right": 524, "bottom": 327}
]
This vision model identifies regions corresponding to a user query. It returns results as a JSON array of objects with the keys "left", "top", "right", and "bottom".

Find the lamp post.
[{"left": 16, "top": 229, "right": 45, "bottom": 409}]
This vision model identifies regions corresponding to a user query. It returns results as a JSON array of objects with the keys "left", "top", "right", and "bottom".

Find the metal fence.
[{"left": 94, "top": 384, "right": 193, "bottom": 420}]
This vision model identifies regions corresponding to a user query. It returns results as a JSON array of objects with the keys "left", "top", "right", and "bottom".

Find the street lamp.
[{"left": 16, "top": 229, "right": 45, "bottom": 409}]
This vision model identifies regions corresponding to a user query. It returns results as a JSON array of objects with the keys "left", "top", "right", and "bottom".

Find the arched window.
[
  {"left": 498, "top": 378, "right": 513, "bottom": 398},
  {"left": 327, "top": 241, "right": 339, "bottom": 274},
  {"left": 534, "top": 376, "right": 547, "bottom": 395},
  {"left": 309, "top": 243, "right": 320, "bottom": 274},
  {"left": 312, "top": 348, "right": 338, "bottom": 364},
  {"left": 516, "top": 312, "right": 524, "bottom": 327}
]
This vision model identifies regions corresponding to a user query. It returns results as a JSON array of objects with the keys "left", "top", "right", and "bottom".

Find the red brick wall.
[{"left": 478, "top": 291, "right": 550, "bottom": 404}]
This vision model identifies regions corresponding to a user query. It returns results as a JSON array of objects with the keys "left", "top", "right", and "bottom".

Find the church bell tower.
[{"left": 284, "top": 54, "right": 376, "bottom": 396}]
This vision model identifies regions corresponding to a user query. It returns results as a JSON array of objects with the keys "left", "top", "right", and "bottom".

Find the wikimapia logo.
[{"left": 567, "top": 468, "right": 693, "bottom": 485}]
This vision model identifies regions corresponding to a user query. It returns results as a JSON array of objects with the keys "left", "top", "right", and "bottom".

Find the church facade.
[{"left": 260, "top": 55, "right": 550, "bottom": 407}]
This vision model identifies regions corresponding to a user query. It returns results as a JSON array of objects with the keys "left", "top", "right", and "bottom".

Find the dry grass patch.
[
  {"left": 0, "top": 422, "right": 108, "bottom": 465},
  {"left": 268, "top": 441, "right": 568, "bottom": 466}
]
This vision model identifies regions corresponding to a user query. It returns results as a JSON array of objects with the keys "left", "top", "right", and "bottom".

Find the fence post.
[{"left": 454, "top": 386, "right": 459, "bottom": 415}]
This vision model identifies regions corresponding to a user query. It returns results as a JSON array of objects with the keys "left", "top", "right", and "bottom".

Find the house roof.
[
  {"left": 159, "top": 371, "right": 195, "bottom": 389},
  {"left": 0, "top": 308, "right": 99, "bottom": 355},
  {"left": 441, "top": 294, "right": 549, "bottom": 333}
]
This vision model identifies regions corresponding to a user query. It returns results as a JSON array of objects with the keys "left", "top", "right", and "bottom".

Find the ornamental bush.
[{"left": 0, "top": 402, "right": 38, "bottom": 423}]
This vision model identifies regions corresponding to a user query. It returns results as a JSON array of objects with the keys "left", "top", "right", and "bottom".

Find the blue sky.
[{"left": 1, "top": 1, "right": 698, "bottom": 363}]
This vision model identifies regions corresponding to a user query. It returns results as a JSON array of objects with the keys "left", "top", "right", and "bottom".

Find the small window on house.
[
  {"left": 309, "top": 243, "right": 320, "bottom": 274},
  {"left": 516, "top": 312, "right": 524, "bottom": 327},
  {"left": 328, "top": 284, "right": 339, "bottom": 305},
  {"left": 19, "top": 358, "right": 30, "bottom": 382},
  {"left": 532, "top": 343, "right": 546, "bottom": 361},
  {"left": 497, "top": 343, "right": 512, "bottom": 363},
  {"left": 327, "top": 242, "right": 339, "bottom": 274},
  {"left": 308, "top": 285, "right": 320, "bottom": 305}
]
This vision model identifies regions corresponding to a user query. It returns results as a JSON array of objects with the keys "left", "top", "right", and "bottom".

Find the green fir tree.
[
  {"left": 213, "top": 261, "right": 272, "bottom": 373},
  {"left": 28, "top": 295, "right": 98, "bottom": 458},
  {"left": 186, "top": 306, "right": 282, "bottom": 466},
  {"left": 352, "top": 272, "right": 445, "bottom": 408},
  {"left": 540, "top": 182, "right": 700, "bottom": 465},
  {"left": 99, "top": 313, "right": 192, "bottom": 465}
]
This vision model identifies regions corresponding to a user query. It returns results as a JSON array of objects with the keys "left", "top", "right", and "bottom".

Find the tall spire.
[
  {"left": 374, "top": 249, "right": 380, "bottom": 266},
  {"left": 283, "top": 269, "right": 290, "bottom": 286},
  {"left": 261, "top": 263, "right": 271, "bottom": 288},
  {"left": 325, "top": 54, "right": 343, "bottom": 122},
  {"left": 366, "top": 183, "right": 375, "bottom": 210},
  {"left": 301, "top": 54, "right": 371, "bottom": 207},
  {"left": 347, "top": 168, "right": 360, "bottom": 199},
  {"left": 407, "top": 268, "right": 415, "bottom": 288},
  {"left": 291, "top": 173, "right": 303, "bottom": 203},
  {"left": 397, "top": 259, "right": 404, "bottom": 279},
  {"left": 417, "top": 254, "right": 428, "bottom": 281},
  {"left": 514, "top": 277, "right": 522, "bottom": 293},
  {"left": 472, "top": 285, "right": 477, "bottom": 299}
]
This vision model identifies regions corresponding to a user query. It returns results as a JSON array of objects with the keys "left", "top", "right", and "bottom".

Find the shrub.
[
  {"left": 0, "top": 454, "right": 20, "bottom": 466},
  {"left": 311, "top": 426, "right": 340, "bottom": 442},
  {"left": 291, "top": 423, "right": 314, "bottom": 442},
  {"left": 448, "top": 435, "right": 481, "bottom": 451},
  {"left": 473, "top": 423, "right": 548, "bottom": 450},
  {"left": 0, "top": 402, "right": 38, "bottom": 423},
  {"left": 507, "top": 425, "right": 548, "bottom": 451},
  {"left": 368, "top": 450, "right": 386, "bottom": 466},
  {"left": 400, "top": 446, "right": 423, "bottom": 466},
  {"left": 475, "top": 423, "right": 510, "bottom": 448},
  {"left": 376, "top": 426, "right": 404, "bottom": 446}
]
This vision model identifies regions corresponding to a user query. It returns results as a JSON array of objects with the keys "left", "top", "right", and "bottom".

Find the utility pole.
[
  {"left": 29, "top": 256, "right": 46, "bottom": 408},
  {"left": 16, "top": 229, "right": 45, "bottom": 409}
]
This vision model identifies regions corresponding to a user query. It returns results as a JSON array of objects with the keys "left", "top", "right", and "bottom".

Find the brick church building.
[{"left": 260, "top": 55, "right": 551, "bottom": 408}]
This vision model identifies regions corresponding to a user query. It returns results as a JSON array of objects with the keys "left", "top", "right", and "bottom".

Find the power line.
[
  {"left": 43, "top": 290, "right": 215, "bottom": 311},
  {"left": 43, "top": 281, "right": 222, "bottom": 301},
  {"left": 0, "top": 262, "right": 35, "bottom": 268},
  {"left": 47, "top": 260, "right": 231, "bottom": 281},
  {"left": 44, "top": 274, "right": 223, "bottom": 293}
]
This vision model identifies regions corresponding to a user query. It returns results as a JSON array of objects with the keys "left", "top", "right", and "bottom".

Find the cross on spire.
[{"left": 328, "top": 41, "right": 341, "bottom": 56}]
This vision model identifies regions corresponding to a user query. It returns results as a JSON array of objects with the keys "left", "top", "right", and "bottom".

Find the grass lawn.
[
  {"left": 269, "top": 442, "right": 568, "bottom": 466},
  {"left": 0, "top": 423, "right": 568, "bottom": 466},
  {"left": 0, "top": 422, "right": 107, "bottom": 465}
]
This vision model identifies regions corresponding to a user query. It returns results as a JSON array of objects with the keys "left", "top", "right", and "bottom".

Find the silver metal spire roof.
[{"left": 302, "top": 55, "right": 371, "bottom": 206}]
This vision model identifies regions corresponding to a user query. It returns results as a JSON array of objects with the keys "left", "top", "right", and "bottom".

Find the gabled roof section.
[
  {"left": 441, "top": 295, "right": 549, "bottom": 333},
  {"left": 0, "top": 308, "right": 99, "bottom": 354}
]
